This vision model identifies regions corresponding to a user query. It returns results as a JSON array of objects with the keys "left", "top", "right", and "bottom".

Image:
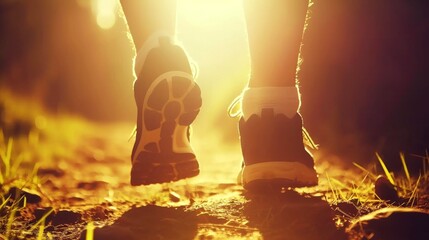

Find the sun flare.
[
  {"left": 176, "top": 0, "right": 251, "bottom": 180},
  {"left": 92, "top": 0, "right": 118, "bottom": 29}
]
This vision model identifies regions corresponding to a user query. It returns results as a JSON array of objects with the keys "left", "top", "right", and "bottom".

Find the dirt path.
[{"left": 3, "top": 121, "right": 429, "bottom": 239}]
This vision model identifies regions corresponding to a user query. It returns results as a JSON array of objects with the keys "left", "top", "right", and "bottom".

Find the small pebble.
[
  {"left": 7, "top": 187, "right": 42, "bottom": 204},
  {"left": 375, "top": 175, "right": 398, "bottom": 201}
]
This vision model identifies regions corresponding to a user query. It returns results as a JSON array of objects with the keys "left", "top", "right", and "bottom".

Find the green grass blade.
[
  {"left": 37, "top": 221, "right": 45, "bottom": 240},
  {"left": 407, "top": 174, "right": 421, "bottom": 207},
  {"left": 325, "top": 172, "right": 338, "bottom": 203},
  {"left": 0, "top": 138, "right": 13, "bottom": 179},
  {"left": 8, "top": 195, "right": 25, "bottom": 210},
  {"left": 29, "top": 208, "right": 54, "bottom": 232},
  {"left": 353, "top": 162, "right": 377, "bottom": 179},
  {"left": 6, "top": 200, "right": 18, "bottom": 238},
  {"left": 330, "top": 177, "right": 350, "bottom": 190},
  {"left": 6, "top": 139, "right": 13, "bottom": 176},
  {"left": 11, "top": 152, "right": 25, "bottom": 179},
  {"left": 22, "top": 195, "right": 27, "bottom": 209},
  {"left": 328, "top": 177, "right": 349, "bottom": 201},
  {"left": 86, "top": 221, "right": 95, "bottom": 240},
  {"left": 376, "top": 152, "right": 395, "bottom": 185},
  {"left": 400, "top": 152, "right": 411, "bottom": 185},
  {"left": 0, "top": 195, "right": 11, "bottom": 209}
]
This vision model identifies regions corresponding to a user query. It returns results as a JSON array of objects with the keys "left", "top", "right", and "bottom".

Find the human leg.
[
  {"left": 244, "top": 0, "right": 308, "bottom": 88},
  {"left": 120, "top": 0, "right": 202, "bottom": 186},
  {"left": 238, "top": 0, "right": 318, "bottom": 190},
  {"left": 120, "top": 0, "right": 177, "bottom": 50}
]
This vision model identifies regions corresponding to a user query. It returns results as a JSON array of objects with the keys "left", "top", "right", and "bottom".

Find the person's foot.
[
  {"left": 131, "top": 37, "right": 202, "bottom": 186},
  {"left": 238, "top": 108, "right": 318, "bottom": 191}
]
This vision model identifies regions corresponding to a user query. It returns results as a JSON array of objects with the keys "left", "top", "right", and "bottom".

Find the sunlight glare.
[
  {"left": 177, "top": 0, "right": 250, "bottom": 181},
  {"left": 177, "top": 0, "right": 249, "bottom": 95},
  {"left": 92, "top": 0, "right": 118, "bottom": 30}
]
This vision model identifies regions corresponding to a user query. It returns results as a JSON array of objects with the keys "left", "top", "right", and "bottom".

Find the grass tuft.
[
  {"left": 4, "top": 195, "right": 26, "bottom": 239},
  {"left": 325, "top": 172, "right": 338, "bottom": 203},
  {"left": 352, "top": 162, "right": 377, "bottom": 180},
  {"left": 400, "top": 152, "right": 411, "bottom": 186},
  {"left": 406, "top": 175, "right": 421, "bottom": 207},
  {"left": 28, "top": 208, "right": 54, "bottom": 233},
  {"left": 375, "top": 152, "right": 395, "bottom": 185},
  {"left": 0, "top": 135, "right": 13, "bottom": 184}
]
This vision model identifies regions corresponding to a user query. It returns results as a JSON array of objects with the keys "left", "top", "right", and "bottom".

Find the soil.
[{"left": 1, "top": 121, "right": 428, "bottom": 240}]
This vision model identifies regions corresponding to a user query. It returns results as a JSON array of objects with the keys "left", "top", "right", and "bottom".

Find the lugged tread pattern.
[
  {"left": 144, "top": 109, "right": 162, "bottom": 131},
  {"left": 147, "top": 79, "right": 169, "bottom": 110},
  {"left": 132, "top": 73, "right": 202, "bottom": 186},
  {"left": 172, "top": 76, "right": 191, "bottom": 98},
  {"left": 144, "top": 77, "right": 201, "bottom": 155}
]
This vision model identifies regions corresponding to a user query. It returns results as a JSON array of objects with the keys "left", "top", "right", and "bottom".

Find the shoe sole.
[
  {"left": 131, "top": 157, "right": 199, "bottom": 185},
  {"left": 131, "top": 71, "right": 201, "bottom": 186},
  {"left": 239, "top": 161, "right": 318, "bottom": 192}
]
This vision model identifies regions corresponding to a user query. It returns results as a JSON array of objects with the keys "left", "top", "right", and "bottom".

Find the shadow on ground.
[
  {"left": 244, "top": 191, "right": 347, "bottom": 240},
  {"left": 81, "top": 190, "right": 346, "bottom": 240},
  {"left": 80, "top": 205, "right": 198, "bottom": 240}
]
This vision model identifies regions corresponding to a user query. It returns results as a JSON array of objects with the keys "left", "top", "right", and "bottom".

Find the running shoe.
[
  {"left": 131, "top": 37, "right": 201, "bottom": 186},
  {"left": 238, "top": 108, "right": 318, "bottom": 191}
]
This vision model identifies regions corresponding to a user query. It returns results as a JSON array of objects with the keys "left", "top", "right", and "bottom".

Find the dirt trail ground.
[{"left": 1, "top": 117, "right": 429, "bottom": 239}]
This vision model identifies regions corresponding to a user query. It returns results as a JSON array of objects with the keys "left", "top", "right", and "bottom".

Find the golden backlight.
[
  {"left": 177, "top": 0, "right": 250, "bottom": 182},
  {"left": 89, "top": 0, "right": 118, "bottom": 29},
  {"left": 92, "top": 0, "right": 251, "bottom": 182}
]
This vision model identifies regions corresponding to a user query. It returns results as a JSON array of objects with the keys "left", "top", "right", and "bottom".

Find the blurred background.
[{"left": 1, "top": 0, "right": 428, "bottom": 172}]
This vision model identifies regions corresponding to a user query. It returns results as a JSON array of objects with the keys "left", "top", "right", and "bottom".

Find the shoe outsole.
[
  {"left": 239, "top": 161, "right": 318, "bottom": 192},
  {"left": 131, "top": 71, "right": 201, "bottom": 186},
  {"left": 131, "top": 158, "right": 199, "bottom": 186},
  {"left": 244, "top": 178, "right": 318, "bottom": 193}
]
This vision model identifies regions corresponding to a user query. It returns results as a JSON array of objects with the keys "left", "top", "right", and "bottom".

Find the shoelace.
[
  {"left": 227, "top": 92, "right": 244, "bottom": 118},
  {"left": 128, "top": 126, "right": 137, "bottom": 142},
  {"left": 227, "top": 93, "right": 318, "bottom": 150}
]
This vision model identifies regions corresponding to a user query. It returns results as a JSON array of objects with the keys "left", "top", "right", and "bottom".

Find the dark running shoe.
[
  {"left": 131, "top": 37, "right": 202, "bottom": 186},
  {"left": 238, "top": 109, "right": 318, "bottom": 191}
]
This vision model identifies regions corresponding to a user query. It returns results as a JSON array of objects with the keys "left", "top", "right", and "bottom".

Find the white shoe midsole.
[{"left": 240, "top": 161, "right": 318, "bottom": 185}]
